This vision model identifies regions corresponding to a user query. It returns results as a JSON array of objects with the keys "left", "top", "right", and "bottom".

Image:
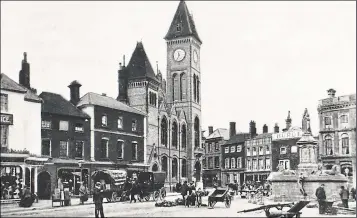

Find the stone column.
[{"left": 34, "top": 167, "right": 38, "bottom": 194}]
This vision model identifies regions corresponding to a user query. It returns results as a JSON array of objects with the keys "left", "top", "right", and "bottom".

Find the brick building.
[
  {"left": 221, "top": 122, "right": 250, "bottom": 186},
  {"left": 317, "top": 89, "right": 356, "bottom": 186},
  {"left": 38, "top": 87, "right": 91, "bottom": 199},
  {"left": 244, "top": 121, "right": 272, "bottom": 183},
  {"left": 202, "top": 126, "right": 229, "bottom": 187},
  {"left": 116, "top": 0, "right": 204, "bottom": 188}
]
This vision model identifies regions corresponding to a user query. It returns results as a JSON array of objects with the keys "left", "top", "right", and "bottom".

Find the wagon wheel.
[
  {"left": 209, "top": 201, "right": 217, "bottom": 208},
  {"left": 160, "top": 188, "right": 166, "bottom": 198},
  {"left": 225, "top": 197, "right": 231, "bottom": 208},
  {"left": 153, "top": 191, "right": 160, "bottom": 202},
  {"left": 144, "top": 194, "right": 150, "bottom": 202},
  {"left": 111, "top": 192, "right": 118, "bottom": 202}
]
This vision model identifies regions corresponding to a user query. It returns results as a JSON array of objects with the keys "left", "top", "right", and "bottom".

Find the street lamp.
[{"left": 78, "top": 160, "right": 85, "bottom": 183}]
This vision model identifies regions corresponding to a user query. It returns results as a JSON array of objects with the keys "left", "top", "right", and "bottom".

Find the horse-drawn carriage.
[
  {"left": 91, "top": 169, "right": 128, "bottom": 203},
  {"left": 207, "top": 188, "right": 232, "bottom": 209},
  {"left": 137, "top": 172, "right": 166, "bottom": 202}
]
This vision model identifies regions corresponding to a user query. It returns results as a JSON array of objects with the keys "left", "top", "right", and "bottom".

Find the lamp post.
[{"left": 78, "top": 160, "right": 84, "bottom": 183}]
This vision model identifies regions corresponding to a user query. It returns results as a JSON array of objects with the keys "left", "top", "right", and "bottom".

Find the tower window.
[{"left": 176, "top": 23, "right": 182, "bottom": 32}]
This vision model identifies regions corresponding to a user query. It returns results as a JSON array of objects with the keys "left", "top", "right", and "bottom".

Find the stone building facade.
[
  {"left": 116, "top": 0, "right": 204, "bottom": 187},
  {"left": 317, "top": 89, "right": 356, "bottom": 187},
  {"left": 202, "top": 126, "right": 229, "bottom": 187}
]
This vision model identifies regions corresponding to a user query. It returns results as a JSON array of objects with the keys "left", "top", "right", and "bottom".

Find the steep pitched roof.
[
  {"left": 1, "top": 73, "right": 42, "bottom": 103},
  {"left": 126, "top": 42, "right": 159, "bottom": 82},
  {"left": 225, "top": 133, "right": 251, "bottom": 145},
  {"left": 206, "top": 128, "right": 229, "bottom": 140},
  {"left": 164, "top": 0, "right": 202, "bottom": 43},
  {"left": 39, "top": 92, "right": 90, "bottom": 119},
  {"left": 77, "top": 92, "right": 146, "bottom": 116}
]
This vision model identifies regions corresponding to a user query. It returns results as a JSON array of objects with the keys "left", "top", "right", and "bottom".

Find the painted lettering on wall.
[
  {"left": 0, "top": 113, "right": 13, "bottom": 125},
  {"left": 272, "top": 129, "right": 303, "bottom": 141}
]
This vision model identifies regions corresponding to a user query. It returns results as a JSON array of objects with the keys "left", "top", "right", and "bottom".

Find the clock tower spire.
[{"left": 164, "top": 0, "right": 203, "bottom": 184}]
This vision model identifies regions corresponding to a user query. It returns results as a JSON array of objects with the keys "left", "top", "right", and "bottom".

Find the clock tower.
[{"left": 164, "top": 0, "right": 203, "bottom": 183}]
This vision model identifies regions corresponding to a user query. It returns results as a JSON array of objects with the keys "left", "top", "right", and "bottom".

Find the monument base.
[
  {"left": 298, "top": 163, "right": 319, "bottom": 176},
  {"left": 196, "top": 181, "right": 203, "bottom": 190}
]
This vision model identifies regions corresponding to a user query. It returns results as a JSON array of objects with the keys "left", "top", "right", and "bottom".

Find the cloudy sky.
[{"left": 1, "top": 1, "right": 355, "bottom": 135}]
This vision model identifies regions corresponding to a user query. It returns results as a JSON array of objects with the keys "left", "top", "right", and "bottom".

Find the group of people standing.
[{"left": 315, "top": 183, "right": 356, "bottom": 214}]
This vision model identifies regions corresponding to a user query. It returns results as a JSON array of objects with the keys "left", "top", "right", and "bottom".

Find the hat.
[{"left": 95, "top": 182, "right": 101, "bottom": 187}]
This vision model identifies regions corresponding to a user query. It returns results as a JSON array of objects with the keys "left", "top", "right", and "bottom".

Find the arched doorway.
[
  {"left": 152, "top": 163, "right": 158, "bottom": 172},
  {"left": 37, "top": 171, "right": 51, "bottom": 199},
  {"left": 195, "top": 161, "right": 201, "bottom": 182}
]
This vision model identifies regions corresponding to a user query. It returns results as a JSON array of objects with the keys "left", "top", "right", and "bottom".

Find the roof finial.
[{"left": 23, "top": 52, "right": 27, "bottom": 62}]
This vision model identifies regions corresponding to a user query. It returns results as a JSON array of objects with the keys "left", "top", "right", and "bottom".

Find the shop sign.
[
  {"left": 0, "top": 113, "right": 13, "bottom": 125},
  {"left": 272, "top": 129, "right": 303, "bottom": 141}
]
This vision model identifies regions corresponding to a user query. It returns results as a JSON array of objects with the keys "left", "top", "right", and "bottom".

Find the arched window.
[
  {"left": 173, "top": 73, "right": 179, "bottom": 101},
  {"left": 172, "top": 158, "right": 178, "bottom": 178},
  {"left": 161, "top": 156, "right": 168, "bottom": 173},
  {"left": 194, "top": 117, "right": 200, "bottom": 148},
  {"left": 172, "top": 121, "right": 178, "bottom": 149},
  {"left": 341, "top": 133, "right": 349, "bottom": 155},
  {"left": 193, "top": 75, "right": 197, "bottom": 102},
  {"left": 324, "top": 135, "right": 333, "bottom": 155},
  {"left": 182, "top": 159, "right": 187, "bottom": 177},
  {"left": 152, "top": 164, "right": 158, "bottom": 172},
  {"left": 161, "top": 117, "right": 168, "bottom": 147},
  {"left": 181, "top": 124, "right": 187, "bottom": 149},
  {"left": 180, "top": 73, "right": 186, "bottom": 100},
  {"left": 197, "top": 78, "right": 200, "bottom": 103}
]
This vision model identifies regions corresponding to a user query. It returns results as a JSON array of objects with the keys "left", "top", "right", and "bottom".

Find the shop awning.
[
  {"left": 25, "top": 157, "right": 49, "bottom": 162},
  {"left": 92, "top": 169, "right": 127, "bottom": 185}
]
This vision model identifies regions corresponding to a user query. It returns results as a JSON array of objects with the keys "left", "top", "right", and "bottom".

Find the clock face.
[
  {"left": 173, "top": 49, "right": 186, "bottom": 62},
  {"left": 193, "top": 50, "right": 198, "bottom": 63}
]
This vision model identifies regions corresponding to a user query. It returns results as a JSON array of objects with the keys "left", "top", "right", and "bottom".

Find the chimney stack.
[
  {"left": 229, "top": 122, "right": 236, "bottom": 138},
  {"left": 274, "top": 123, "right": 279, "bottom": 133},
  {"left": 327, "top": 88, "right": 336, "bottom": 98},
  {"left": 263, "top": 124, "right": 268, "bottom": 133},
  {"left": 208, "top": 126, "right": 213, "bottom": 135},
  {"left": 68, "top": 80, "right": 82, "bottom": 105},
  {"left": 249, "top": 121, "right": 257, "bottom": 138},
  {"left": 19, "top": 52, "right": 31, "bottom": 89}
]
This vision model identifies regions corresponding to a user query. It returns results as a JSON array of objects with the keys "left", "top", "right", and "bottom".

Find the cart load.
[{"left": 91, "top": 169, "right": 127, "bottom": 202}]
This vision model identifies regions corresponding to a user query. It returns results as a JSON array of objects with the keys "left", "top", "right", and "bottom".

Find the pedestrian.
[
  {"left": 130, "top": 180, "right": 137, "bottom": 203},
  {"left": 350, "top": 187, "right": 356, "bottom": 201},
  {"left": 19, "top": 185, "right": 33, "bottom": 208},
  {"left": 180, "top": 181, "right": 188, "bottom": 205},
  {"left": 79, "top": 182, "right": 88, "bottom": 205},
  {"left": 315, "top": 184, "right": 326, "bottom": 214},
  {"left": 93, "top": 182, "right": 104, "bottom": 218},
  {"left": 339, "top": 186, "right": 349, "bottom": 208}
]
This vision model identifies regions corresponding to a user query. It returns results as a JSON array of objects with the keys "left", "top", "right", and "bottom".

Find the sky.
[{"left": 1, "top": 1, "right": 356, "bottom": 136}]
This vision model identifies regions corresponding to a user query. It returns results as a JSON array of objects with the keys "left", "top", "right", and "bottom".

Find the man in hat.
[
  {"left": 315, "top": 184, "right": 326, "bottom": 214},
  {"left": 93, "top": 182, "right": 104, "bottom": 218}
]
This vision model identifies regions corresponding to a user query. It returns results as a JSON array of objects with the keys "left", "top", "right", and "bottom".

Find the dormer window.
[{"left": 176, "top": 23, "right": 182, "bottom": 32}]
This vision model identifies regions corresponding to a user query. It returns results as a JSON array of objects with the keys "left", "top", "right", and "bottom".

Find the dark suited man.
[{"left": 93, "top": 182, "right": 104, "bottom": 218}]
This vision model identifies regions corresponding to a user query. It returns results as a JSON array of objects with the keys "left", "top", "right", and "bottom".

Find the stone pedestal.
[{"left": 297, "top": 132, "right": 318, "bottom": 176}]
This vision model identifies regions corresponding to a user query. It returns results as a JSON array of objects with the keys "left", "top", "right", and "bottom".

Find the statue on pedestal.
[{"left": 302, "top": 108, "right": 311, "bottom": 133}]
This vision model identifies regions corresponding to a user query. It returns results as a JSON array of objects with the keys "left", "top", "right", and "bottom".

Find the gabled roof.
[
  {"left": 77, "top": 92, "right": 146, "bottom": 116},
  {"left": 1, "top": 73, "right": 42, "bottom": 103},
  {"left": 164, "top": 0, "right": 202, "bottom": 43},
  {"left": 39, "top": 92, "right": 90, "bottom": 119},
  {"left": 225, "top": 133, "right": 251, "bottom": 145},
  {"left": 206, "top": 128, "right": 229, "bottom": 140},
  {"left": 125, "top": 42, "right": 159, "bottom": 82}
]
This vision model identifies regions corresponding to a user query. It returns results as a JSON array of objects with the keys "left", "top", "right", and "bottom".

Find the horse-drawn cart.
[
  {"left": 91, "top": 169, "right": 127, "bottom": 203},
  {"left": 138, "top": 172, "right": 166, "bottom": 202},
  {"left": 207, "top": 188, "right": 232, "bottom": 209}
]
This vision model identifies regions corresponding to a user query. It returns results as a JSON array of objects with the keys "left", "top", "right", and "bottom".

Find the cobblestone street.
[{"left": 1, "top": 194, "right": 355, "bottom": 217}]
